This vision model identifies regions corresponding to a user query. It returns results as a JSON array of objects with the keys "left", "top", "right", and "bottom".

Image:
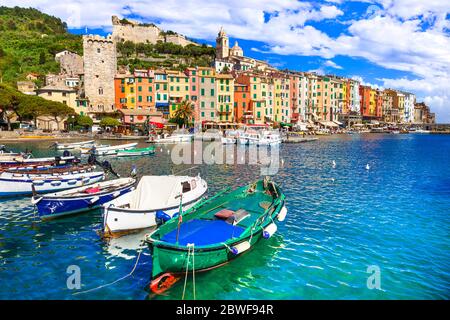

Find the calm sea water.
[{"left": 0, "top": 134, "right": 449, "bottom": 300}]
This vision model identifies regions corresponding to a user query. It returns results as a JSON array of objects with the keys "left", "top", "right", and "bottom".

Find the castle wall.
[
  {"left": 113, "top": 23, "right": 163, "bottom": 44},
  {"left": 111, "top": 15, "right": 198, "bottom": 47},
  {"left": 83, "top": 35, "right": 117, "bottom": 114},
  {"left": 55, "top": 51, "right": 83, "bottom": 76}
]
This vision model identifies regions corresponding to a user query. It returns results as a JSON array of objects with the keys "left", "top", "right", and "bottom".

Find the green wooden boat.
[
  {"left": 144, "top": 177, "right": 287, "bottom": 294},
  {"left": 116, "top": 146, "right": 155, "bottom": 157}
]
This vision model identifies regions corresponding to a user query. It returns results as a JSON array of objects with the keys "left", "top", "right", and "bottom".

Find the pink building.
[{"left": 185, "top": 67, "right": 200, "bottom": 122}]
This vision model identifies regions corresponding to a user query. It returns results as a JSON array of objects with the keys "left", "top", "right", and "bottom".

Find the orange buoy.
[{"left": 150, "top": 273, "right": 180, "bottom": 294}]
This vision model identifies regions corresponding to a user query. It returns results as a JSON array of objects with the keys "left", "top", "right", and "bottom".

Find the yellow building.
[
  {"left": 197, "top": 67, "right": 217, "bottom": 122},
  {"left": 216, "top": 73, "right": 234, "bottom": 122},
  {"left": 261, "top": 76, "right": 274, "bottom": 122},
  {"left": 273, "top": 76, "right": 282, "bottom": 123},
  {"left": 280, "top": 75, "right": 290, "bottom": 123},
  {"left": 167, "top": 70, "right": 190, "bottom": 118},
  {"left": 369, "top": 89, "right": 376, "bottom": 116},
  {"left": 37, "top": 84, "right": 78, "bottom": 113}
]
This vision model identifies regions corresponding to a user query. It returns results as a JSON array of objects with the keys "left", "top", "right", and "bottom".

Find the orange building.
[
  {"left": 234, "top": 83, "right": 250, "bottom": 123},
  {"left": 375, "top": 89, "right": 383, "bottom": 119},
  {"left": 114, "top": 69, "right": 155, "bottom": 111},
  {"left": 359, "top": 85, "right": 371, "bottom": 117}
]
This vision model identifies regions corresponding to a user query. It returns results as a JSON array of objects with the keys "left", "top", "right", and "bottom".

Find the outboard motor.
[
  {"left": 87, "top": 153, "right": 96, "bottom": 165},
  {"left": 101, "top": 160, "right": 120, "bottom": 178}
]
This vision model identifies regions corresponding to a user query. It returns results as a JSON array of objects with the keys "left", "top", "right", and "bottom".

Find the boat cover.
[
  {"left": 131, "top": 176, "right": 185, "bottom": 209},
  {"left": 161, "top": 219, "right": 245, "bottom": 246}
]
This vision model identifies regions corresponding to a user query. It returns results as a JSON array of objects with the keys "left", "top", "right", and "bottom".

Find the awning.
[
  {"left": 281, "top": 122, "right": 293, "bottom": 127},
  {"left": 319, "top": 121, "right": 338, "bottom": 128},
  {"left": 149, "top": 121, "right": 164, "bottom": 129},
  {"left": 155, "top": 102, "right": 170, "bottom": 108},
  {"left": 333, "top": 120, "right": 343, "bottom": 126}
]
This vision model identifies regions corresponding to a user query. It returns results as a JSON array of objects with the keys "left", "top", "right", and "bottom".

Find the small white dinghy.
[
  {"left": 54, "top": 140, "right": 95, "bottom": 150},
  {"left": 102, "top": 174, "right": 207, "bottom": 237},
  {"left": 0, "top": 171, "right": 105, "bottom": 197}
]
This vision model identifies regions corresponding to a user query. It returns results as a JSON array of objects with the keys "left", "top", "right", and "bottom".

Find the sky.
[{"left": 3, "top": 0, "right": 450, "bottom": 122}]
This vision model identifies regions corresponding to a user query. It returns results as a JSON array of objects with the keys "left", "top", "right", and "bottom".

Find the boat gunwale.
[
  {"left": 145, "top": 183, "right": 285, "bottom": 251},
  {"left": 35, "top": 178, "right": 136, "bottom": 200}
]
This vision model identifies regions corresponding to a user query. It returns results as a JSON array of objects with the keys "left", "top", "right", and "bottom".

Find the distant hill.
[
  {"left": 0, "top": 6, "right": 215, "bottom": 85},
  {"left": 0, "top": 6, "right": 82, "bottom": 85}
]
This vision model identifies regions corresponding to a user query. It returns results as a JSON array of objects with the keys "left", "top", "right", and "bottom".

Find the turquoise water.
[{"left": 0, "top": 134, "right": 449, "bottom": 299}]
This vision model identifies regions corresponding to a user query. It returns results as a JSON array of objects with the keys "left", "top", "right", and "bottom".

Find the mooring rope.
[
  {"left": 73, "top": 249, "right": 142, "bottom": 296},
  {"left": 181, "top": 243, "right": 196, "bottom": 300},
  {"left": 192, "top": 244, "right": 196, "bottom": 300},
  {"left": 181, "top": 245, "right": 192, "bottom": 300}
]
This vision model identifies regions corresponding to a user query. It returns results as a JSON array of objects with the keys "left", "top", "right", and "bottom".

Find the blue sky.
[{"left": 4, "top": 0, "right": 450, "bottom": 122}]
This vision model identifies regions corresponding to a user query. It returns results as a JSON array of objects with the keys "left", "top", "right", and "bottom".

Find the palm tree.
[{"left": 173, "top": 100, "right": 194, "bottom": 128}]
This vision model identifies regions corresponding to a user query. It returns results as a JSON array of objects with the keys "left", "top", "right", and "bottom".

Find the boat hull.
[
  {"left": 103, "top": 195, "right": 203, "bottom": 236},
  {"left": 151, "top": 229, "right": 265, "bottom": 281},
  {"left": 0, "top": 172, "right": 105, "bottom": 197},
  {"left": 146, "top": 180, "right": 286, "bottom": 293},
  {"left": 34, "top": 184, "right": 135, "bottom": 219}
]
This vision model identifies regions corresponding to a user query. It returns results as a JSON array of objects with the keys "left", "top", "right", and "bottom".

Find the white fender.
[
  {"left": 112, "top": 191, "right": 120, "bottom": 197},
  {"left": 263, "top": 223, "right": 278, "bottom": 239},
  {"left": 278, "top": 206, "right": 287, "bottom": 222},
  {"left": 231, "top": 241, "right": 251, "bottom": 255},
  {"left": 90, "top": 196, "right": 100, "bottom": 204}
]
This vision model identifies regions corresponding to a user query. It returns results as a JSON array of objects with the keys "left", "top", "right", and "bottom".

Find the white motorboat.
[
  {"left": 202, "top": 129, "right": 223, "bottom": 141},
  {"left": 54, "top": 140, "right": 95, "bottom": 150},
  {"left": 151, "top": 131, "right": 194, "bottom": 144},
  {"left": 80, "top": 142, "right": 138, "bottom": 155},
  {"left": 102, "top": 174, "right": 208, "bottom": 237},
  {"left": 414, "top": 129, "right": 431, "bottom": 134},
  {"left": 221, "top": 130, "right": 239, "bottom": 144},
  {"left": 238, "top": 131, "right": 260, "bottom": 145},
  {"left": 258, "top": 131, "right": 282, "bottom": 146},
  {"left": 0, "top": 171, "right": 105, "bottom": 197}
]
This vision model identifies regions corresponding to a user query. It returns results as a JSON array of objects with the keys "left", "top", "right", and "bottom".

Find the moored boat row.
[{"left": 0, "top": 142, "right": 288, "bottom": 295}]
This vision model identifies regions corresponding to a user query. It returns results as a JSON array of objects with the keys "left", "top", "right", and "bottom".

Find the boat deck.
[{"left": 161, "top": 191, "right": 273, "bottom": 246}]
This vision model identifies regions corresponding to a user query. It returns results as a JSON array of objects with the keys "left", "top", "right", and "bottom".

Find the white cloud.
[{"left": 323, "top": 60, "right": 343, "bottom": 69}]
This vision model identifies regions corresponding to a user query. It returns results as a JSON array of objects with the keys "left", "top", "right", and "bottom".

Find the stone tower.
[
  {"left": 83, "top": 34, "right": 117, "bottom": 114},
  {"left": 216, "top": 27, "right": 229, "bottom": 60}
]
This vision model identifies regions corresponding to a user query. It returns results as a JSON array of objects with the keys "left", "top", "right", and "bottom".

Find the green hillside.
[{"left": 0, "top": 6, "right": 82, "bottom": 85}]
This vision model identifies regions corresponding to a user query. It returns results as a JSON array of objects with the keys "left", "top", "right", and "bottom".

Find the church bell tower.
[{"left": 216, "top": 27, "right": 229, "bottom": 60}]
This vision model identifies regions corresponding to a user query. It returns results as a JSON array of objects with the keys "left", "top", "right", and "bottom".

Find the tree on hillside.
[
  {"left": 16, "top": 95, "right": 46, "bottom": 127},
  {"left": 39, "top": 52, "right": 46, "bottom": 64},
  {"left": 172, "top": 100, "right": 194, "bottom": 128},
  {"left": 0, "top": 84, "right": 20, "bottom": 130},
  {"left": 100, "top": 117, "right": 120, "bottom": 128}
]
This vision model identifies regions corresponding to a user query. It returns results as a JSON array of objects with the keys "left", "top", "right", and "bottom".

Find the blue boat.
[{"left": 31, "top": 177, "right": 136, "bottom": 219}]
